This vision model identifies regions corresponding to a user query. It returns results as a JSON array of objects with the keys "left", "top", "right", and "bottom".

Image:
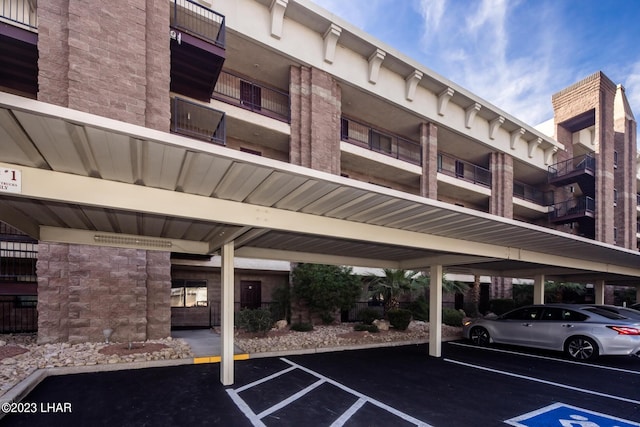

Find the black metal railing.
[
  {"left": 0, "top": 242, "right": 37, "bottom": 283},
  {"left": 0, "top": 0, "right": 38, "bottom": 29},
  {"left": 170, "top": 0, "right": 225, "bottom": 47},
  {"left": 213, "top": 71, "right": 290, "bottom": 122},
  {"left": 438, "top": 153, "right": 491, "bottom": 187},
  {"left": 340, "top": 117, "right": 422, "bottom": 165},
  {"left": 549, "top": 196, "right": 595, "bottom": 221},
  {"left": 513, "top": 180, "right": 553, "bottom": 205},
  {"left": 637, "top": 193, "right": 640, "bottom": 206},
  {"left": 0, "top": 298, "right": 37, "bottom": 333},
  {"left": 548, "top": 152, "right": 595, "bottom": 180},
  {"left": 170, "top": 97, "right": 226, "bottom": 145}
]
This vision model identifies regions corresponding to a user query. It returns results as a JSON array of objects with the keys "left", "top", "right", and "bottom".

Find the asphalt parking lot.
[{"left": 2, "top": 341, "right": 639, "bottom": 426}]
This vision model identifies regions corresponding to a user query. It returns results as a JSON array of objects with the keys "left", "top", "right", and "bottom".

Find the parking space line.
[
  {"left": 329, "top": 397, "right": 367, "bottom": 427},
  {"left": 226, "top": 357, "right": 432, "bottom": 426},
  {"left": 234, "top": 365, "right": 297, "bottom": 393},
  {"left": 449, "top": 341, "right": 640, "bottom": 375},
  {"left": 281, "top": 358, "right": 432, "bottom": 427},
  {"left": 444, "top": 358, "right": 640, "bottom": 405},
  {"left": 256, "top": 379, "right": 325, "bottom": 419}
]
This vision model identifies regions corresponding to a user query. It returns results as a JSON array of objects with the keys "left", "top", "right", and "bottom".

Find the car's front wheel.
[
  {"left": 469, "top": 327, "right": 491, "bottom": 347},
  {"left": 565, "top": 336, "right": 599, "bottom": 361}
]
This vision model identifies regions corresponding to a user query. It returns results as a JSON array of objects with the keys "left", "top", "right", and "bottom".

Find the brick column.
[
  {"left": 37, "top": 0, "right": 170, "bottom": 131},
  {"left": 420, "top": 122, "right": 438, "bottom": 199},
  {"left": 489, "top": 152, "right": 514, "bottom": 219},
  {"left": 289, "top": 66, "right": 341, "bottom": 174},
  {"left": 146, "top": 251, "right": 171, "bottom": 339},
  {"left": 36, "top": 243, "right": 70, "bottom": 344}
]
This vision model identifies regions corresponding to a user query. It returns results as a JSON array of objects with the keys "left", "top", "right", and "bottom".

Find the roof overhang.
[{"left": 1, "top": 92, "right": 639, "bottom": 285}]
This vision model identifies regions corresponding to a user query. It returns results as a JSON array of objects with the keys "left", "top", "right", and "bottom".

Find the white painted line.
[
  {"left": 445, "top": 358, "right": 640, "bottom": 405},
  {"left": 329, "top": 398, "right": 367, "bottom": 427},
  {"left": 449, "top": 341, "right": 640, "bottom": 375},
  {"left": 256, "top": 379, "right": 325, "bottom": 419},
  {"left": 226, "top": 388, "right": 267, "bottom": 427},
  {"left": 504, "top": 402, "right": 640, "bottom": 427},
  {"left": 281, "top": 358, "right": 432, "bottom": 427},
  {"left": 234, "top": 365, "right": 297, "bottom": 393}
]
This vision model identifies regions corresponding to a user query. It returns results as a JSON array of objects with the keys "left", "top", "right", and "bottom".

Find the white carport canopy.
[{"left": 1, "top": 93, "right": 640, "bottom": 385}]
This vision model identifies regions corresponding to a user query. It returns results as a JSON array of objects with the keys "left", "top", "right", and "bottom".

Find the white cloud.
[{"left": 624, "top": 61, "right": 640, "bottom": 122}]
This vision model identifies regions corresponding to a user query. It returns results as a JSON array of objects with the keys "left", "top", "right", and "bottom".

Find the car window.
[
  {"left": 502, "top": 307, "right": 541, "bottom": 321},
  {"left": 583, "top": 307, "right": 627, "bottom": 320},
  {"left": 561, "top": 309, "right": 587, "bottom": 321},
  {"left": 541, "top": 308, "right": 563, "bottom": 320}
]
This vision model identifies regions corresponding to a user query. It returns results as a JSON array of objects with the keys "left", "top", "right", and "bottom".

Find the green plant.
[
  {"left": 489, "top": 299, "right": 516, "bottom": 315},
  {"left": 290, "top": 322, "right": 314, "bottom": 332},
  {"left": 357, "top": 308, "right": 380, "bottom": 325},
  {"left": 291, "top": 264, "right": 362, "bottom": 322},
  {"left": 387, "top": 308, "right": 412, "bottom": 331},
  {"left": 236, "top": 308, "right": 273, "bottom": 334},
  {"left": 408, "top": 296, "right": 429, "bottom": 321},
  {"left": 270, "top": 284, "right": 291, "bottom": 323},
  {"left": 367, "top": 269, "right": 427, "bottom": 313},
  {"left": 320, "top": 312, "right": 335, "bottom": 325},
  {"left": 442, "top": 307, "right": 463, "bottom": 327},
  {"left": 354, "top": 323, "right": 379, "bottom": 333}
]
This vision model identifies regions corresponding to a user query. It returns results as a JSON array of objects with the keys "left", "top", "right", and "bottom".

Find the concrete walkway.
[{"left": 171, "top": 329, "right": 243, "bottom": 357}]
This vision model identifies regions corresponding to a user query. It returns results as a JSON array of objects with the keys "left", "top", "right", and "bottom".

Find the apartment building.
[{"left": 0, "top": 0, "right": 639, "bottom": 346}]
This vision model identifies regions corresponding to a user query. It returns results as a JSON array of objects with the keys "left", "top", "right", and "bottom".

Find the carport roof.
[{"left": 1, "top": 92, "right": 639, "bottom": 284}]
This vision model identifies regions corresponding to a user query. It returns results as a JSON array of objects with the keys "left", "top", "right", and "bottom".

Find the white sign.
[{"left": 0, "top": 168, "right": 21, "bottom": 194}]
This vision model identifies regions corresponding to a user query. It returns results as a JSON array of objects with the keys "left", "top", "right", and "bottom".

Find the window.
[
  {"left": 502, "top": 307, "right": 541, "bottom": 321},
  {"left": 613, "top": 150, "right": 618, "bottom": 168},
  {"left": 613, "top": 189, "right": 618, "bottom": 206},
  {"left": 171, "top": 279, "right": 208, "bottom": 307}
]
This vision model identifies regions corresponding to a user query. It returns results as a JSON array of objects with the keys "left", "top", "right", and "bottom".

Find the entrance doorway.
[{"left": 240, "top": 281, "right": 261, "bottom": 309}]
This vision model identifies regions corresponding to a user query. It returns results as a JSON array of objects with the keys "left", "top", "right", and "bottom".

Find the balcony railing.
[
  {"left": 0, "top": 242, "right": 37, "bottom": 283},
  {"left": 213, "top": 71, "right": 290, "bottom": 122},
  {"left": 548, "top": 152, "right": 595, "bottom": 181},
  {"left": 340, "top": 117, "right": 422, "bottom": 165},
  {"left": 170, "top": 97, "right": 226, "bottom": 145},
  {"left": 0, "top": 0, "right": 37, "bottom": 29},
  {"left": 437, "top": 153, "right": 491, "bottom": 187},
  {"left": 549, "top": 196, "right": 595, "bottom": 221},
  {"left": 171, "top": 0, "right": 225, "bottom": 47},
  {"left": 513, "top": 180, "right": 553, "bottom": 205}
]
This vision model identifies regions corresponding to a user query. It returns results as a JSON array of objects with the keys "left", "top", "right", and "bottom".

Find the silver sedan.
[{"left": 463, "top": 304, "right": 640, "bottom": 361}]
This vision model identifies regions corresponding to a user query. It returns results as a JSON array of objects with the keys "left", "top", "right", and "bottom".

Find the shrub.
[
  {"left": 290, "top": 322, "right": 314, "bottom": 332},
  {"left": 442, "top": 307, "right": 464, "bottom": 327},
  {"left": 387, "top": 308, "right": 412, "bottom": 331},
  {"left": 354, "top": 324, "right": 379, "bottom": 333},
  {"left": 489, "top": 299, "right": 516, "bottom": 315},
  {"left": 408, "top": 297, "right": 429, "bottom": 321},
  {"left": 236, "top": 308, "right": 273, "bottom": 334},
  {"left": 358, "top": 308, "right": 380, "bottom": 325}
]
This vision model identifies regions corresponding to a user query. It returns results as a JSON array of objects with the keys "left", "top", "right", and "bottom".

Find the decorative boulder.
[
  {"left": 373, "top": 319, "right": 390, "bottom": 331},
  {"left": 274, "top": 320, "right": 288, "bottom": 330}
]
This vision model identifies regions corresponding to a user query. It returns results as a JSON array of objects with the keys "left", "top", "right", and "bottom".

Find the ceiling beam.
[{"left": 235, "top": 247, "right": 400, "bottom": 269}]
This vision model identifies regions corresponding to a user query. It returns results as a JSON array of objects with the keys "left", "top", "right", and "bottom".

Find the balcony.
[
  {"left": 170, "top": 97, "right": 226, "bottom": 145},
  {"left": 548, "top": 153, "right": 595, "bottom": 196},
  {"left": 340, "top": 117, "right": 421, "bottom": 166},
  {"left": 213, "top": 71, "right": 290, "bottom": 122},
  {"left": 170, "top": 0, "right": 225, "bottom": 101},
  {"left": 549, "top": 195, "right": 595, "bottom": 229},
  {"left": 513, "top": 180, "right": 553, "bottom": 206},
  {"left": 437, "top": 153, "right": 491, "bottom": 188},
  {"left": 0, "top": 0, "right": 38, "bottom": 97}
]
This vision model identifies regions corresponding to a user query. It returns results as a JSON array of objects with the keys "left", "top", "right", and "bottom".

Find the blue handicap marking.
[{"left": 505, "top": 402, "right": 640, "bottom": 427}]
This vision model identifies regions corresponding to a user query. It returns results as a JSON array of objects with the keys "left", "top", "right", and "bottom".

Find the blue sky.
[{"left": 311, "top": 0, "right": 640, "bottom": 129}]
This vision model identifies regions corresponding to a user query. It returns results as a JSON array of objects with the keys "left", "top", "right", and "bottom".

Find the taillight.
[{"left": 607, "top": 326, "right": 640, "bottom": 335}]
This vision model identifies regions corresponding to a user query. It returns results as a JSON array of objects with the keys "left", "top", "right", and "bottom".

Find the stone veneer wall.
[{"left": 37, "top": 243, "right": 170, "bottom": 344}]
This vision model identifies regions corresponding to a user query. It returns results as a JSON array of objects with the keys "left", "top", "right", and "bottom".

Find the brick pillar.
[
  {"left": 290, "top": 66, "right": 341, "bottom": 174},
  {"left": 420, "top": 122, "right": 438, "bottom": 199},
  {"left": 489, "top": 152, "right": 514, "bottom": 219},
  {"left": 36, "top": 243, "right": 70, "bottom": 344},
  {"left": 146, "top": 251, "right": 171, "bottom": 339},
  {"left": 37, "top": 0, "right": 170, "bottom": 131}
]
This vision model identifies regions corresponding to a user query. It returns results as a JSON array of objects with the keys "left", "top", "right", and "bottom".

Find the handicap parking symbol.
[{"left": 505, "top": 402, "right": 640, "bottom": 427}]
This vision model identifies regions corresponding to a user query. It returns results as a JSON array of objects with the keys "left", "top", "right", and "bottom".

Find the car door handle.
[{"left": 562, "top": 324, "right": 574, "bottom": 328}]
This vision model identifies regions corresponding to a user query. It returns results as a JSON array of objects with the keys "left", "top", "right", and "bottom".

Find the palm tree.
[{"left": 367, "top": 269, "right": 426, "bottom": 313}]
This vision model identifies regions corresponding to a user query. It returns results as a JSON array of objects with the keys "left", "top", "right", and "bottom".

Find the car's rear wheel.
[
  {"left": 565, "top": 336, "right": 598, "bottom": 361},
  {"left": 469, "top": 327, "right": 491, "bottom": 346}
]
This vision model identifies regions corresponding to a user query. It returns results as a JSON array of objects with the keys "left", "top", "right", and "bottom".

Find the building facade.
[{"left": 0, "top": 0, "right": 638, "bottom": 342}]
